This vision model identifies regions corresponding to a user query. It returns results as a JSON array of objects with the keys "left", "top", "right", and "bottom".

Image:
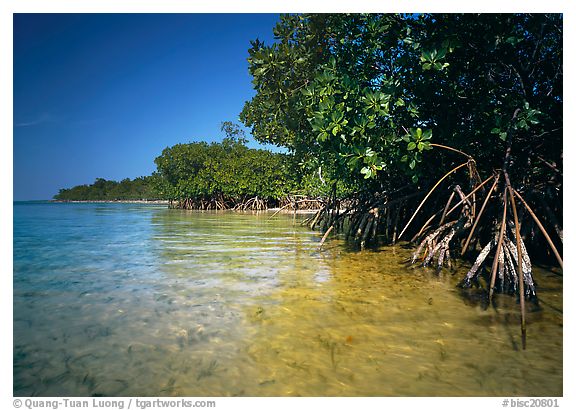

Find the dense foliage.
[
  {"left": 53, "top": 123, "right": 313, "bottom": 209},
  {"left": 54, "top": 176, "right": 162, "bottom": 201},
  {"left": 153, "top": 123, "right": 300, "bottom": 209},
  {"left": 241, "top": 13, "right": 562, "bottom": 195}
]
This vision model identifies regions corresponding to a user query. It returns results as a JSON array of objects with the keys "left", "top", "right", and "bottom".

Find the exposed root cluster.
[
  {"left": 232, "top": 196, "right": 268, "bottom": 211},
  {"left": 411, "top": 185, "right": 473, "bottom": 270},
  {"left": 270, "top": 147, "right": 561, "bottom": 349},
  {"left": 169, "top": 197, "right": 229, "bottom": 210},
  {"left": 168, "top": 195, "right": 324, "bottom": 211},
  {"left": 412, "top": 220, "right": 457, "bottom": 269},
  {"left": 303, "top": 190, "right": 420, "bottom": 250},
  {"left": 461, "top": 222, "right": 536, "bottom": 298},
  {"left": 279, "top": 195, "right": 325, "bottom": 211}
]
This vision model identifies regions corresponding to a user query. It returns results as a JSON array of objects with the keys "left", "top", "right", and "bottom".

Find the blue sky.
[{"left": 13, "top": 13, "right": 281, "bottom": 200}]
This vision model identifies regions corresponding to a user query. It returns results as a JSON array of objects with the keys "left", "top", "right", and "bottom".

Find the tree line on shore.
[
  {"left": 54, "top": 175, "right": 161, "bottom": 201},
  {"left": 53, "top": 122, "right": 328, "bottom": 207}
]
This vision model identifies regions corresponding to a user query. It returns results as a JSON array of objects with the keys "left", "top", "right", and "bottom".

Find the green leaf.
[
  {"left": 360, "top": 167, "right": 372, "bottom": 179},
  {"left": 417, "top": 142, "right": 424, "bottom": 151},
  {"left": 499, "top": 132, "right": 507, "bottom": 141},
  {"left": 407, "top": 142, "right": 416, "bottom": 151},
  {"left": 412, "top": 174, "right": 419, "bottom": 183},
  {"left": 254, "top": 67, "right": 267, "bottom": 76},
  {"left": 348, "top": 156, "right": 360, "bottom": 167},
  {"left": 409, "top": 159, "right": 416, "bottom": 169}
]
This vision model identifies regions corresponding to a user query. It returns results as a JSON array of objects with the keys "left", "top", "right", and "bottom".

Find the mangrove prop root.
[
  {"left": 512, "top": 188, "right": 563, "bottom": 269},
  {"left": 461, "top": 239, "right": 495, "bottom": 287},
  {"left": 430, "top": 143, "right": 473, "bottom": 160},
  {"left": 445, "top": 176, "right": 495, "bottom": 217},
  {"left": 490, "top": 189, "right": 508, "bottom": 302},
  {"left": 502, "top": 241, "right": 517, "bottom": 294},
  {"left": 411, "top": 221, "right": 456, "bottom": 263},
  {"left": 310, "top": 207, "right": 325, "bottom": 230},
  {"left": 392, "top": 205, "right": 401, "bottom": 243},
  {"left": 446, "top": 249, "right": 452, "bottom": 270},
  {"left": 412, "top": 174, "right": 494, "bottom": 244},
  {"left": 497, "top": 243, "right": 506, "bottom": 286},
  {"left": 505, "top": 174, "right": 526, "bottom": 350},
  {"left": 424, "top": 222, "right": 460, "bottom": 270},
  {"left": 359, "top": 211, "right": 379, "bottom": 249},
  {"left": 312, "top": 199, "right": 386, "bottom": 249},
  {"left": 412, "top": 183, "right": 474, "bottom": 270},
  {"left": 354, "top": 213, "right": 371, "bottom": 243},
  {"left": 318, "top": 225, "right": 334, "bottom": 249},
  {"left": 454, "top": 185, "right": 472, "bottom": 217},
  {"left": 268, "top": 202, "right": 293, "bottom": 220},
  {"left": 504, "top": 231, "right": 536, "bottom": 297},
  {"left": 439, "top": 191, "right": 456, "bottom": 227},
  {"left": 462, "top": 174, "right": 500, "bottom": 255},
  {"left": 398, "top": 162, "right": 468, "bottom": 240},
  {"left": 370, "top": 208, "right": 379, "bottom": 243}
]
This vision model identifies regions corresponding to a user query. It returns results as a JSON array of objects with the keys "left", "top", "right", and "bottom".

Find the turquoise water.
[{"left": 13, "top": 202, "right": 562, "bottom": 396}]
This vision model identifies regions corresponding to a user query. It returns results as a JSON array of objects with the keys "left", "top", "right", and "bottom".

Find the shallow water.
[{"left": 13, "top": 202, "right": 562, "bottom": 396}]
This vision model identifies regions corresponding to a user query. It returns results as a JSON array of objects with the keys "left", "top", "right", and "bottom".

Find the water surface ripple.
[{"left": 13, "top": 202, "right": 562, "bottom": 396}]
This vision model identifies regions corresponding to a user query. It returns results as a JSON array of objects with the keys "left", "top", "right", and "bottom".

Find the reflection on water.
[{"left": 13, "top": 203, "right": 562, "bottom": 396}]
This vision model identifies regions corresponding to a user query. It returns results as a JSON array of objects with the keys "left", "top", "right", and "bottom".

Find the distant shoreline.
[
  {"left": 51, "top": 199, "right": 170, "bottom": 204},
  {"left": 49, "top": 200, "right": 320, "bottom": 213}
]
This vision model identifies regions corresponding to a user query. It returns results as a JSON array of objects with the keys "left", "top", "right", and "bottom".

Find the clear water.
[{"left": 13, "top": 202, "right": 562, "bottom": 397}]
